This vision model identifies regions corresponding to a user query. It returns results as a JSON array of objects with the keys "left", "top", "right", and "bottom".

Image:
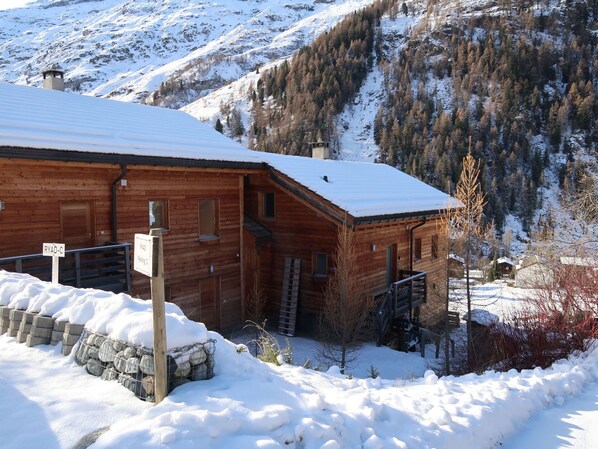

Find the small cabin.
[
  {"left": 448, "top": 253, "right": 465, "bottom": 278},
  {"left": 496, "top": 257, "right": 515, "bottom": 277}
]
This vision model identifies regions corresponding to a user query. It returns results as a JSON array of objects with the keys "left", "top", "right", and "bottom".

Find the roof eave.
[
  {"left": 353, "top": 209, "right": 447, "bottom": 225},
  {"left": 0, "top": 146, "right": 266, "bottom": 171}
]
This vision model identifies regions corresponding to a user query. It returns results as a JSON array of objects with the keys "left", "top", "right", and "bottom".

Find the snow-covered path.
[
  {"left": 0, "top": 337, "right": 149, "bottom": 449},
  {"left": 502, "top": 382, "right": 598, "bottom": 449}
]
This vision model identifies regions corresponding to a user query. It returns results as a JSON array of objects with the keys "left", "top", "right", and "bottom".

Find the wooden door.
[
  {"left": 199, "top": 277, "right": 221, "bottom": 330},
  {"left": 60, "top": 201, "right": 95, "bottom": 249}
]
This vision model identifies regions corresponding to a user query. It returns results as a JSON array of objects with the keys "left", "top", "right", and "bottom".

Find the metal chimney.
[{"left": 42, "top": 64, "right": 65, "bottom": 91}]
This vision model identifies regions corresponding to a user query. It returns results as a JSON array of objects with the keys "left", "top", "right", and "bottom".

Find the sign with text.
[
  {"left": 42, "top": 243, "right": 65, "bottom": 258},
  {"left": 134, "top": 234, "right": 159, "bottom": 277}
]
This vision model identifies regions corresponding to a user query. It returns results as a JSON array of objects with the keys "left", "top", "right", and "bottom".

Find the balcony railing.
[
  {"left": 0, "top": 243, "right": 132, "bottom": 294},
  {"left": 375, "top": 270, "right": 427, "bottom": 346}
]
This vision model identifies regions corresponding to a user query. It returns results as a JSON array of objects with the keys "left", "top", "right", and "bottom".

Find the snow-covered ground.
[{"left": 1, "top": 270, "right": 597, "bottom": 448}]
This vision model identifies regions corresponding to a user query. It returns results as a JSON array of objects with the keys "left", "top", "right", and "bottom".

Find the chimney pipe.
[
  {"left": 311, "top": 140, "right": 330, "bottom": 160},
  {"left": 42, "top": 64, "right": 65, "bottom": 91}
]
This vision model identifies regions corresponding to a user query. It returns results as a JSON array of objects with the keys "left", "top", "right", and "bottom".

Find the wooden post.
[
  {"left": 51, "top": 255, "right": 59, "bottom": 284},
  {"left": 150, "top": 229, "right": 168, "bottom": 404}
]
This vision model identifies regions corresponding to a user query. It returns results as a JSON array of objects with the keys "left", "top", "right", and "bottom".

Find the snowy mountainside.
[
  {"left": 0, "top": 0, "right": 373, "bottom": 103},
  {"left": 190, "top": 0, "right": 597, "bottom": 256}
]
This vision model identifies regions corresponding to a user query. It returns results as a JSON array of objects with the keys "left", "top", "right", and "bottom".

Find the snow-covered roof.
[
  {"left": 448, "top": 253, "right": 465, "bottom": 264},
  {"left": 497, "top": 257, "right": 514, "bottom": 266},
  {"left": 0, "top": 81, "right": 261, "bottom": 164},
  {"left": 262, "top": 152, "right": 458, "bottom": 219},
  {"left": 559, "top": 257, "right": 598, "bottom": 268},
  {"left": 0, "top": 82, "right": 457, "bottom": 219}
]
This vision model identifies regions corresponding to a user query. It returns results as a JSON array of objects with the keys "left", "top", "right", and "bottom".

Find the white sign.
[
  {"left": 42, "top": 243, "right": 65, "bottom": 258},
  {"left": 134, "top": 234, "right": 158, "bottom": 277}
]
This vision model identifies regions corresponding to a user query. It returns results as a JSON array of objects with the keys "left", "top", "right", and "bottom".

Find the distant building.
[
  {"left": 515, "top": 255, "right": 554, "bottom": 288},
  {"left": 496, "top": 257, "right": 515, "bottom": 277},
  {"left": 448, "top": 253, "right": 465, "bottom": 278}
]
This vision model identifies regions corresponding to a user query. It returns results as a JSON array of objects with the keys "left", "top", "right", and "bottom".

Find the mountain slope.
[
  {"left": 0, "top": 0, "right": 373, "bottom": 104},
  {"left": 194, "top": 0, "right": 596, "bottom": 248}
]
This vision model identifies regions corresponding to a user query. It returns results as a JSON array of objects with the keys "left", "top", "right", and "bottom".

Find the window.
[
  {"left": 199, "top": 199, "right": 219, "bottom": 240},
  {"left": 431, "top": 234, "right": 439, "bottom": 259},
  {"left": 414, "top": 237, "right": 422, "bottom": 261},
  {"left": 259, "top": 192, "right": 275, "bottom": 219},
  {"left": 149, "top": 199, "right": 168, "bottom": 229},
  {"left": 312, "top": 252, "right": 328, "bottom": 278}
]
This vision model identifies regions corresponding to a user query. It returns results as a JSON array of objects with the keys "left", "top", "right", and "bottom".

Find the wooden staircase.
[{"left": 278, "top": 257, "right": 301, "bottom": 337}]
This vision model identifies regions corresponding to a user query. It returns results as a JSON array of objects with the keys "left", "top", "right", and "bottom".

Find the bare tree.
[
  {"left": 453, "top": 150, "right": 486, "bottom": 369},
  {"left": 319, "top": 222, "right": 372, "bottom": 373}
]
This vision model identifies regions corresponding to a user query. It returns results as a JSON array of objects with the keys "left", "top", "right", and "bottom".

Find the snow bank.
[
  {"left": 85, "top": 342, "right": 598, "bottom": 449},
  {"left": 0, "top": 270, "right": 208, "bottom": 349}
]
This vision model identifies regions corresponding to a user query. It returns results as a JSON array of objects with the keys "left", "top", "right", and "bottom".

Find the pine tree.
[{"left": 214, "top": 118, "right": 224, "bottom": 134}]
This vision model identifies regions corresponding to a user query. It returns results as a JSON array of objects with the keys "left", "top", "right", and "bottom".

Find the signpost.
[
  {"left": 42, "top": 243, "right": 65, "bottom": 284},
  {"left": 134, "top": 231, "right": 167, "bottom": 404}
]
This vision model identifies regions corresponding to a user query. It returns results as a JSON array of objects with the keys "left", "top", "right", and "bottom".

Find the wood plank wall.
[
  {"left": 0, "top": 158, "right": 246, "bottom": 332},
  {"left": 354, "top": 219, "right": 448, "bottom": 326},
  {"left": 244, "top": 175, "right": 338, "bottom": 330},
  {"left": 245, "top": 174, "right": 448, "bottom": 329}
]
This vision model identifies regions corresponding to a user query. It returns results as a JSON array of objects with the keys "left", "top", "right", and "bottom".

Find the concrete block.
[
  {"left": 50, "top": 330, "right": 63, "bottom": 345},
  {"left": 62, "top": 344, "right": 74, "bottom": 356},
  {"left": 18, "top": 323, "right": 32, "bottom": 334},
  {"left": 16, "top": 330, "right": 30, "bottom": 344},
  {"left": 9, "top": 309, "right": 24, "bottom": 321},
  {"left": 65, "top": 323, "right": 85, "bottom": 335},
  {"left": 0, "top": 308, "right": 10, "bottom": 334},
  {"left": 22, "top": 311, "right": 36, "bottom": 323},
  {"left": 8, "top": 310, "right": 24, "bottom": 336},
  {"left": 33, "top": 315, "right": 55, "bottom": 329},
  {"left": 63, "top": 333, "right": 81, "bottom": 346},
  {"left": 53, "top": 320, "right": 67, "bottom": 332},
  {"left": 26, "top": 334, "right": 51, "bottom": 347},
  {"left": 32, "top": 327, "right": 53, "bottom": 339},
  {"left": 0, "top": 306, "right": 11, "bottom": 318}
]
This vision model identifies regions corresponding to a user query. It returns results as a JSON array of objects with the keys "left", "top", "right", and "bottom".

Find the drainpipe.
[
  {"left": 408, "top": 218, "right": 426, "bottom": 272},
  {"left": 111, "top": 164, "right": 127, "bottom": 243},
  {"left": 407, "top": 218, "right": 426, "bottom": 321}
]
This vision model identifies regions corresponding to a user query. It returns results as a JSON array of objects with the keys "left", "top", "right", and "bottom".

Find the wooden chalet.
[
  {"left": 244, "top": 153, "right": 455, "bottom": 341},
  {"left": 0, "top": 80, "right": 457, "bottom": 343},
  {"left": 0, "top": 80, "right": 262, "bottom": 331}
]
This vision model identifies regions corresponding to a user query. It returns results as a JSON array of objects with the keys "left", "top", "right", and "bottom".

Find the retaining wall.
[{"left": 0, "top": 305, "right": 214, "bottom": 402}]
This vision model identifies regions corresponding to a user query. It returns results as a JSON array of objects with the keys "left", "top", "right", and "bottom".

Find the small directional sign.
[
  {"left": 42, "top": 243, "right": 65, "bottom": 284},
  {"left": 42, "top": 243, "right": 65, "bottom": 258},
  {"left": 134, "top": 234, "right": 159, "bottom": 277}
]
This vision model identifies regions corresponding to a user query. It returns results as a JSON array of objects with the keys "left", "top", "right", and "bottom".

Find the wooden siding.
[
  {"left": 244, "top": 174, "right": 338, "bottom": 330},
  {"left": 245, "top": 172, "right": 449, "bottom": 329},
  {"left": 0, "top": 158, "right": 245, "bottom": 332},
  {"left": 354, "top": 219, "right": 448, "bottom": 326}
]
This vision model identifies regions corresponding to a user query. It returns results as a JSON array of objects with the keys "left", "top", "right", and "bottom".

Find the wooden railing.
[
  {"left": 0, "top": 243, "right": 132, "bottom": 294},
  {"left": 375, "top": 270, "right": 427, "bottom": 346}
]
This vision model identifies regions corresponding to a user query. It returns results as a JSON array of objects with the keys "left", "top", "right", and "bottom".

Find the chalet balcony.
[
  {"left": 0, "top": 243, "right": 132, "bottom": 294},
  {"left": 375, "top": 270, "right": 427, "bottom": 346}
]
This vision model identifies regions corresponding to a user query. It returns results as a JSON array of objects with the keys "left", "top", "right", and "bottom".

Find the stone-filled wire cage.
[{"left": 75, "top": 330, "right": 216, "bottom": 402}]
